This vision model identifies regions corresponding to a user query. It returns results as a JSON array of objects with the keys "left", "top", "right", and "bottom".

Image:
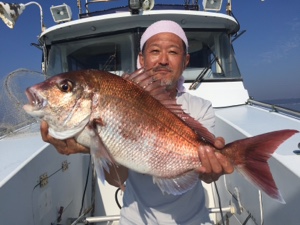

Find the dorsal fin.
[{"left": 122, "top": 69, "right": 215, "bottom": 143}]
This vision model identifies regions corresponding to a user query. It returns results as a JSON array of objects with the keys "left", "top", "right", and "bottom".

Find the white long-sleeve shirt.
[{"left": 119, "top": 92, "right": 215, "bottom": 225}]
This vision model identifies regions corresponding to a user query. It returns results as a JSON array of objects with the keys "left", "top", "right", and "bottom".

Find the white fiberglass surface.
[
  {"left": 0, "top": 129, "right": 46, "bottom": 187},
  {"left": 215, "top": 105, "right": 300, "bottom": 176}
]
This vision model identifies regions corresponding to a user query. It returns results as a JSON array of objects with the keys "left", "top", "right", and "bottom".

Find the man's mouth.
[{"left": 153, "top": 66, "right": 172, "bottom": 73}]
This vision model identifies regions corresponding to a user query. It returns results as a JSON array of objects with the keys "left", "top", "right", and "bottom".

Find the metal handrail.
[
  {"left": 247, "top": 98, "right": 300, "bottom": 119},
  {"left": 84, "top": 215, "right": 120, "bottom": 223}
]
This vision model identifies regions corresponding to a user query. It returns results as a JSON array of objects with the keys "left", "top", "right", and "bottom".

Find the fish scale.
[
  {"left": 97, "top": 103, "right": 195, "bottom": 176},
  {"left": 89, "top": 86, "right": 199, "bottom": 178}
]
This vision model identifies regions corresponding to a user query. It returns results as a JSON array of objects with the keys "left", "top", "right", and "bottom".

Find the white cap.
[{"left": 140, "top": 20, "right": 188, "bottom": 51}]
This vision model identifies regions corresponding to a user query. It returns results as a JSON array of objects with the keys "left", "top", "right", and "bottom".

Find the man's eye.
[{"left": 151, "top": 50, "right": 159, "bottom": 53}]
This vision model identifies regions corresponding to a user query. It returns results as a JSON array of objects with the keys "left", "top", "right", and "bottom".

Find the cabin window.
[
  {"left": 46, "top": 33, "right": 135, "bottom": 76},
  {"left": 46, "top": 29, "right": 241, "bottom": 82},
  {"left": 184, "top": 31, "right": 242, "bottom": 81}
]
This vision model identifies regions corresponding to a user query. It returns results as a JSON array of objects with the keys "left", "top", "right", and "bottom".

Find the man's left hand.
[{"left": 196, "top": 137, "right": 234, "bottom": 183}]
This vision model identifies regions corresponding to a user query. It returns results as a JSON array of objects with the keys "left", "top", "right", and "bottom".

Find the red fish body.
[{"left": 23, "top": 69, "right": 298, "bottom": 203}]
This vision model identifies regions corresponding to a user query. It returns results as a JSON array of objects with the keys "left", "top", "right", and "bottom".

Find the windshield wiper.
[
  {"left": 189, "top": 58, "right": 215, "bottom": 90},
  {"left": 189, "top": 44, "right": 225, "bottom": 90}
]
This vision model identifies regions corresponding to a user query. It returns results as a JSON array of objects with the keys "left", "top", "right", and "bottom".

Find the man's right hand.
[{"left": 40, "top": 120, "right": 90, "bottom": 155}]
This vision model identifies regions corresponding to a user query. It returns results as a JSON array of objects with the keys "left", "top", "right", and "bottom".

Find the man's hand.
[
  {"left": 40, "top": 120, "right": 90, "bottom": 155},
  {"left": 196, "top": 137, "right": 234, "bottom": 183},
  {"left": 40, "top": 121, "right": 129, "bottom": 187},
  {"left": 213, "top": 136, "right": 225, "bottom": 149}
]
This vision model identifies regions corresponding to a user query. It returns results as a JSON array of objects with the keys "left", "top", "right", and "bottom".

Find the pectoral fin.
[{"left": 87, "top": 120, "right": 114, "bottom": 184}]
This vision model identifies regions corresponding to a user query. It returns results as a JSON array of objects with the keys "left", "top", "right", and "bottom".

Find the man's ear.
[
  {"left": 138, "top": 52, "right": 144, "bottom": 67},
  {"left": 184, "top": 54, "right": 190, "bottom": 68}
]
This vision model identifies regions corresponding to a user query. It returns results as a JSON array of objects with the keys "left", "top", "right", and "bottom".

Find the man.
[{"left": 41, "top": 20, "right": 234, "bottom": 224}]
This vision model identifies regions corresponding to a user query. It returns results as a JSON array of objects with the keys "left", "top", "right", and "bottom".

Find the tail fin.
[{"left": 224, "top": 129, "right": 298, "bottom": 204}]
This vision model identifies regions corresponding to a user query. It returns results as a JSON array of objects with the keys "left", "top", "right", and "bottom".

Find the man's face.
[{"left": 139, "top": 32, "right": 190, "bottom": 91}]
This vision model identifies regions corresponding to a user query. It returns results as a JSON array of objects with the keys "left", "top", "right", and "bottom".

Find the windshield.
[{"left": 46, "top": 29, "right": 241, "bottom": 80}]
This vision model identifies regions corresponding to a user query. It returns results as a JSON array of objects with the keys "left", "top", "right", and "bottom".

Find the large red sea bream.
[{"left": 23, "top": 69, "right": 298, "bottom": 203}]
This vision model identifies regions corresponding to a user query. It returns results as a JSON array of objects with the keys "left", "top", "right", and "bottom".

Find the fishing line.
[
  {"left": 115, "top": 187, "right": 122, "bottom": 209},
  {"left": 79, "top": 155, "right": 91, "bottom": 216},
  {"left": 242, "top": 213, "right": 252, "bottom": 225},
  {"left": 214, "top": 181, "right": 225, "bottom": 225},
  {"left": 31, "top": 160, "right": 71, "bottom": 225}
]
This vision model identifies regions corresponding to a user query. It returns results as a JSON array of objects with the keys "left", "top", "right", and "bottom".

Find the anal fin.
[{"left": 153, "top": 171, "right": 199, "bottom": 195}]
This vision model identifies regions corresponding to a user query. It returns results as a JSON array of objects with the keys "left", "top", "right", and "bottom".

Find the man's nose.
[{"left": 159, "top": 52, "right": 169, "bottom": 65}]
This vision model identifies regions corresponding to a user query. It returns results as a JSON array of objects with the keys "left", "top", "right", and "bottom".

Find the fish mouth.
[{"left": 24, "top": 88, "right": 47, "bottom": 113}]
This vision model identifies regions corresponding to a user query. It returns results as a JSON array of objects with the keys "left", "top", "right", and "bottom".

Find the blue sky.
[{"left": 0, "top": 0, "right": 299, "bottom": 100}]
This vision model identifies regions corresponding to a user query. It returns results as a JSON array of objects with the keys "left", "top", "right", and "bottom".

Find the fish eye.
[{"left": 58, "top": 80, "right": 73, "bottom": 92}]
